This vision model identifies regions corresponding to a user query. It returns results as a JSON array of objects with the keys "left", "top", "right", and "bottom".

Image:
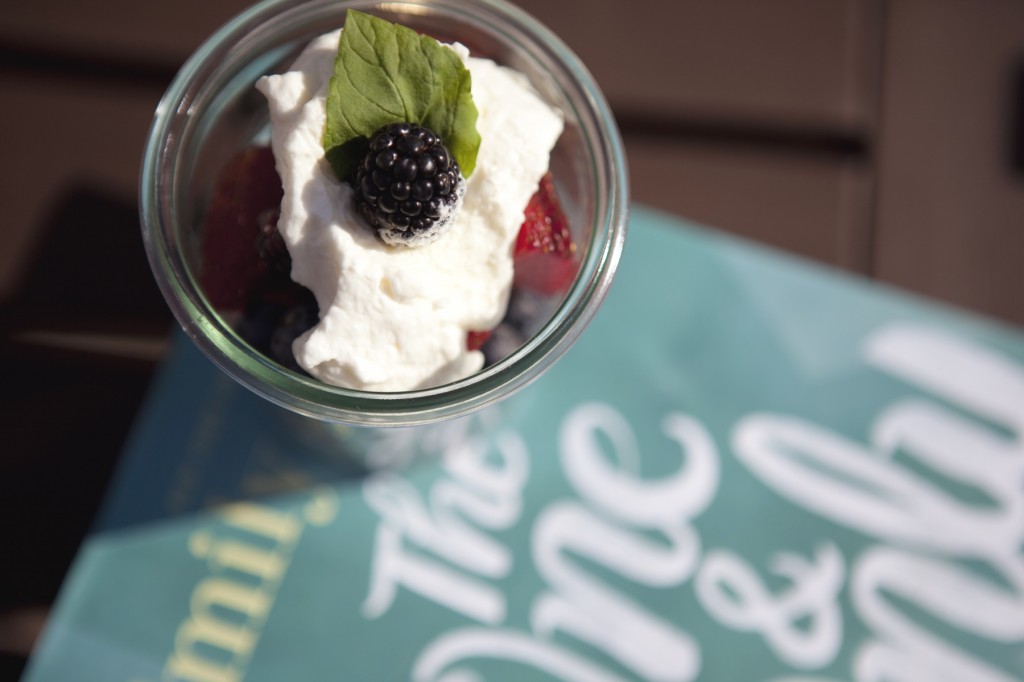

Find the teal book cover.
[{"left": 22, "top": 207, "right": 1024, "bottom": 681}]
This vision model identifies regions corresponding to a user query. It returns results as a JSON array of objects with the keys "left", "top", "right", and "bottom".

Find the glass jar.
[{"left": 141, "top": 0, "right": 627, "bottom": 426}]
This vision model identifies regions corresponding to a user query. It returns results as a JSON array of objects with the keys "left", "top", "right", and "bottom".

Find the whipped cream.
[{"left": 256, "top": 30, "right": 563, "bottom": 392}]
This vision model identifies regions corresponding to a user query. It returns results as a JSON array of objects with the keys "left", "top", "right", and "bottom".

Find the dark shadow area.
[
  {"left": 0, "top": 184, "right": 173, "bottom": 677},
  {"left": 0, "top": 183, "right": 172, "bottom": 334}
]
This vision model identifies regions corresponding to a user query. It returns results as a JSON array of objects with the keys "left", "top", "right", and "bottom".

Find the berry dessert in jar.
[{"left": 141, "top": 0, "right": 627, "bottom": 425}]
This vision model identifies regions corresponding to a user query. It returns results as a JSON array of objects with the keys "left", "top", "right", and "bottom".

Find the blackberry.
[{"left": 353, "top": 122, "right": 464, "bottom": 246}]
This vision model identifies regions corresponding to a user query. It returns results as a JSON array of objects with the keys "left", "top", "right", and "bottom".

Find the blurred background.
[{"left": 1, "top": 0, "right": 1022, "bottom": 677}]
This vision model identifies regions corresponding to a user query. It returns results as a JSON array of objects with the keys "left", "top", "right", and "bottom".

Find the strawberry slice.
[
  {"left": 512, "top": 172, "right": 577, "bottom": 295},
  {"left": 200, "top": 146, "right": 285, "bottom": 310},
  {"left": 466, "top": 329, "right": 492, "bottom": 351}
]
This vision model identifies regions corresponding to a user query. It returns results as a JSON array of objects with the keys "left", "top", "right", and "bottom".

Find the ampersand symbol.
[{"left": 695, "top": 543, "right": 846, "bottom": 669}]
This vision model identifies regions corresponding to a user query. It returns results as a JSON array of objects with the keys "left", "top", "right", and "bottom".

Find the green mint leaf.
[{"left": 323, "top": 10, "right": 481, "bottom": 181}]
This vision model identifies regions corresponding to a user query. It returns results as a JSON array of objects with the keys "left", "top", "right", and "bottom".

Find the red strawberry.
[
  {"left": 512, "top": 172, "right": 577, "bottom": 295},
  {"left": 466, "top": 329, "right": 492, "bottom": 351},
  {"left": 200, "top": 146, "right": 285, "bottom": 310}
]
